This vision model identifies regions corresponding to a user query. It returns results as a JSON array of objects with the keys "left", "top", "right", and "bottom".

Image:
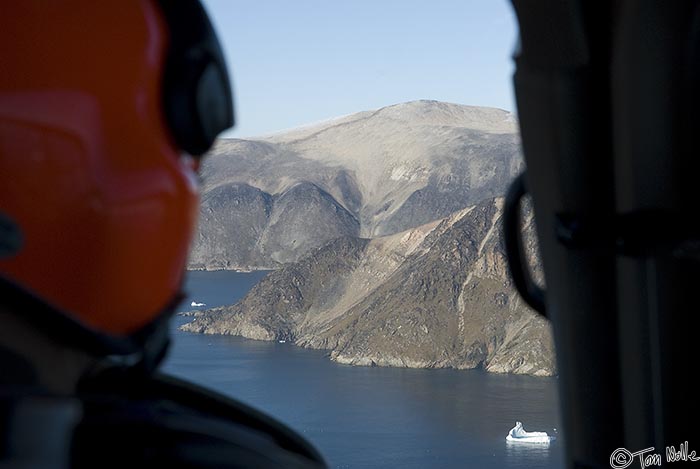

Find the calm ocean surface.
[{"left": 162, "top": 270, "right": 564, "bottom": 469}]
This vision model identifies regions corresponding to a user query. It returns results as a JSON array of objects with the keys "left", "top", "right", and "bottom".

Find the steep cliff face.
[
  {"left": 188, "top": 100, "right": 522, "bottom": 270},
  {"left": 188, "top": 181, "right": 360, "bottom": 270},
  {"left": 257, "top": 182, "right": 360, "bottom": 265},
  {"left": 182, "top": 197, "right": 555, "bottom": 377},
  {"left": 188, "top": 183, "right": 273, "bottom": 270}
]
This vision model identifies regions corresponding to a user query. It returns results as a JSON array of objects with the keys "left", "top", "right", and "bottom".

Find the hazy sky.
[{"left": 201, "top": 0, "right": 518, "bottom": 138}]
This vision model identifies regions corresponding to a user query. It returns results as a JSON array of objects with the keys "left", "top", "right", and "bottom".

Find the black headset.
[{"left": 158, "top": 0, "right": 234, "bottom": 156}]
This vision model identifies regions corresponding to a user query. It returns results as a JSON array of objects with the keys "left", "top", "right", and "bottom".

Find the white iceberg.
[
  {"left": 191, "top": 301, "right": 206, "bottom": 307},
  {"left": 505, "top": 421, "right": 554, "bottom": 444}
]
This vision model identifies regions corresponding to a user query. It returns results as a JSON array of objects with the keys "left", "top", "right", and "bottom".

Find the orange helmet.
[{"left": 0, "top": 1, "right": 233, "bottom": 346}]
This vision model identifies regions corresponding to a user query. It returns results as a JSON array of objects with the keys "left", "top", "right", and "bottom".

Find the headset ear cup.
[
  {"left": 195, "top": 61, "right": 232, "bottom": 151},
  {"left": 159, "top": 0, "right": 234, "bottom": 156},
  {"left": 164, "top": 54, "right": 230, "bottom": 156}
]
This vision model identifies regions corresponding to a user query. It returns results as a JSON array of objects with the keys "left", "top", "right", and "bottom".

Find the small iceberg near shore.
[
  {"left": 191, "top": 301, "right": 206, "bottom": 307},
  {"left": 506, "top": 421, "right": 555, "bottom": 444}
]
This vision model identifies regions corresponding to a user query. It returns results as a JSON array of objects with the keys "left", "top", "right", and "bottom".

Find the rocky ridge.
[
  {"left": 188, "top": 100, "right": 522, "bottom": 270},
  {"left": 182, "top": 197, "right": 555, "bottom": 377}
]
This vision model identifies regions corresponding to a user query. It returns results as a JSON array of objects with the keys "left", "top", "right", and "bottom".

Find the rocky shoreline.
[{"left": 180, "top": 198, "right": 555, "bottom": 377}]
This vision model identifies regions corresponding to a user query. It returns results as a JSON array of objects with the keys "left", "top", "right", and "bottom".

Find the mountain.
[
  {"left": 188, "top": 100, "right": 522, "bottom": 270},
  {"left": 181, "top": 197, "right": 555, "bottom": 377}
]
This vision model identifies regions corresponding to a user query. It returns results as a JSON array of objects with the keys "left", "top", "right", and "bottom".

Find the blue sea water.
[{"left": 162, "top": 270, "right": 564, "bottom": 469}]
